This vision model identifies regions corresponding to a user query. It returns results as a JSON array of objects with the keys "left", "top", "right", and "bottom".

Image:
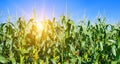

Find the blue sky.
[{"left": 0, "top": 0, "right": 120, "bottom": 24}]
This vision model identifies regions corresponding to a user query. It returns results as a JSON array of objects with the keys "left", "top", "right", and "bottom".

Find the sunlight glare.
[{"left": 36, "top": 22, "right": 44, "bottom": 32}]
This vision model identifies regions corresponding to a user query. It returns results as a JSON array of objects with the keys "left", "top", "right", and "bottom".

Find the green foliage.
[{"left": 0, "top": 16, "right": 120, "bottom": 64}]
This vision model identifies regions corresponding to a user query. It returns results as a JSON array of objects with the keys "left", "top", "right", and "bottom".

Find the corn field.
[{"left": 0, "top": 16, "right": 120, "bottom": 64}]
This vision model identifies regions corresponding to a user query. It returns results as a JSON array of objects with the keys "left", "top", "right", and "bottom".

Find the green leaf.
[
  {"left": 118, "top": 37, "right": 120, "bottom": 48},
  {"left": 11, "top": 57, "right": 16, "bottom": 64},
  {"left": 20, "top": 55, "right": 24, "bottom": 64},
  {"left": 100, "top": 42, "right": 103, "bottom": 51},
  {"left": 109, "top": 40, "right": 116, "bottom": 44},
  {"left": 87, "top": 20, "right": 90, "bottom": 27},
  {"left": 9, "top": 51, "right": 16, "bottom": 64},
  {"left": 111, "top": 61, "right": 117, "bottom": 64},
  {"left": 69, "top": 44, "right": 75, "bottom": 55},
  {"left": 112, "top": 45, "right": 116, "bottom": 56},
  {"left": 0, "top": 55, "right": 9, "bottom": 63}
]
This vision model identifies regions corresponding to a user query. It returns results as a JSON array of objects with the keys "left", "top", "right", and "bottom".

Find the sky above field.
[{"left": 0, "top": 0, "right": 120, "bottom": 24}]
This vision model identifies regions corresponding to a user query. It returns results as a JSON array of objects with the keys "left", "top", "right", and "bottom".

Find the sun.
[{"left": 36, "top": 22, "right": 44, "bottom": 32}]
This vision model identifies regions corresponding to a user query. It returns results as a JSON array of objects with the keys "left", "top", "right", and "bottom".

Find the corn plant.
[{"left": 0, "top": 15, "right": 120, "bottom": 64}]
